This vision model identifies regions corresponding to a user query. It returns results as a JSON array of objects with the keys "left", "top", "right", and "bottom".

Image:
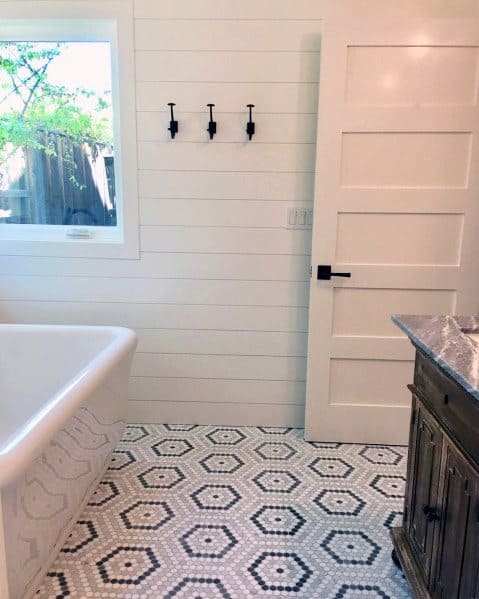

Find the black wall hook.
[
  {"left": 168, "top": 102, "right": 178, "bottom": 139},
  {"left": 207, "top": 103, "right": 217, "bottom": 140},
  {"left": 246, "top": 104, "right": 255, "bottom": 140}
]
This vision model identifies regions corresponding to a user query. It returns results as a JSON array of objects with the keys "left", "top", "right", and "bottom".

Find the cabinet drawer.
[{"left": 414, "top": 350, "right": 479, "bottom": 466}]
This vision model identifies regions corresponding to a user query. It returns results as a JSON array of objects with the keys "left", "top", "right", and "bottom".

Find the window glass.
[{"left": 0, "top": 41, "right": 116, "bottom": 227}]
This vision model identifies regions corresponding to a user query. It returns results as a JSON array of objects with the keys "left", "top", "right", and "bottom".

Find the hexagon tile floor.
[{"left": 35, "top": 424, "right": 411, "bottom": 599}]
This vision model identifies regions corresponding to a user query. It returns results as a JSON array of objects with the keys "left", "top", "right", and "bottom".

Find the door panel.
[
  {"left": 305, "top": 19, "right": 479, "bottom": 442},
  {"left": 340, "top": 132, "right": 471, "bottom": 188},
  {"left": 335, "top": 213, "right": 464, "bottom": 265},
  {"left": 345, "top": 46, "right": 479, "bottom": 106},
  {"left": 330, "top": 359, "right": 412, "bottom": 407},
  {"left": 332, "top": 288, "right": 455, "bottom": 337}
]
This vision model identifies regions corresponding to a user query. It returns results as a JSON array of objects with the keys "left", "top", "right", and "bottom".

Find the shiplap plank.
[
  {"left": 139, "top": 199, "right": 313, "bottom": 227},
  {"left": 135, "top": 51, "right": 321, "bottom": 83},
  {"left": 0, "top": 275, "right": 309, "bottom": 306},
  {"left": 0, "top": 253, "right": 310, "bottom": 281},
  {"left": 127, "top": 400, "right": 305, "bottom": 427},
  {"left": 0, "top": 300, "right": 308, "bottom": 333},
  {"left": 138, "top": 170, "right": 315, "bottom": 201},
  {"left": 0, "top": 302, "right": 309, "bottom": 332},
  {"left": 140, "top": 226, "right": 312, "bottom": 254},
  {"left": 135, "top": 20, "right": 321, "bottom": 52},
  {"left": 136, "top": 82, "right": 319, "bottom": 113},
  {"left": 138, "top": 141, "right": 315, "bottom": 173},
  {"left": 136, "top": 329, "right": 308, "bottom": 356},
  {"left": 0, "top": 256, "right": 453, "bottom": 288},
  {"left": 128, "top": 376, "right": 305, "bottom": 405},
  {"left": 137, "top": 112, "right": 317, "bottom": 143},
  {"left": 132, "top": 353, "right": 307, "bottom": 380},
  {"left": 134, "top": 0, "right": 475, "bottom": 19}
]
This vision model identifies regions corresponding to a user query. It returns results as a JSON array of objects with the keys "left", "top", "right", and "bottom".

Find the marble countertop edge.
[{"left": 392, "top": 314, "right": 479, "bottom": 402}]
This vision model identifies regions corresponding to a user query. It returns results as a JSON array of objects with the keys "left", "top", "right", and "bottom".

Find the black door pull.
[{"left": 317, "top": 265, "right": 351, "bottom": 280}]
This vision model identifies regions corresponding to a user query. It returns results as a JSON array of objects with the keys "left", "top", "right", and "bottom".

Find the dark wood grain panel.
[
  {"left": 406, "top": 396, "right": 443, "bottom": 583},
  {"left": 460, "top": 478, "right": 479, "bottom": 599},
  {"left": 432, "top": 439, "right": 477, "bottom": 598}
]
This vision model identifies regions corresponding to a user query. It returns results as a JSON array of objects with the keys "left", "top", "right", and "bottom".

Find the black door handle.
[{"left": 317, "top": 265, "right": 351, "bottom": 280}]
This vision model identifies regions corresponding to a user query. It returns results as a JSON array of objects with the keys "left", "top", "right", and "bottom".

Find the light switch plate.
[{"left": 286, "top": 207, "right": 313, "bottom": 229}]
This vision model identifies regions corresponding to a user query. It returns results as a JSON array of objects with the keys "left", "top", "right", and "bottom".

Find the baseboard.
[{"left": 127, "top": 400, "right": 305, "bottom": 428}]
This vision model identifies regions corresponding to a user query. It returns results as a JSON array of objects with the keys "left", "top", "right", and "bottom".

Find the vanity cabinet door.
[
  {"left": 406, "top": 395, "right": 443, "bottom": 584},
  {"left": 432, "top": 439, "right": 478, "bottom": 598}
]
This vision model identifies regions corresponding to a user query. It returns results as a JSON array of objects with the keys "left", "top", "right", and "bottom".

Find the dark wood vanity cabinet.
[{"left": 392, "top": 349, "right": 479, "bottom": 599}]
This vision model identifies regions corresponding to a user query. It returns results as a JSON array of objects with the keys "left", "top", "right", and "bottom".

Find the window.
[
  {"left": 0, "top": 2, "right": 138, "bottom": 258},
  {"left": 1, "top": 41, "right": 116, "bottom": 227}
]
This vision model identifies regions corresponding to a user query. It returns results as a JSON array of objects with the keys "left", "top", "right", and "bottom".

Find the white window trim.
[{"left": 0, "top": 0, "right": 139, "bottom": 259}]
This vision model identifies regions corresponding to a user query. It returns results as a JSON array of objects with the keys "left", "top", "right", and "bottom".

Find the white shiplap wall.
[{"left": 0, "top": 0, "right": 477, "bottom": 427}]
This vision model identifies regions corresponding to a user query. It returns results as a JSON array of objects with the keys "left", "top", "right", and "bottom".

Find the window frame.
[{"left": 0, "top": 1, "right": 139, "bottom": 259}]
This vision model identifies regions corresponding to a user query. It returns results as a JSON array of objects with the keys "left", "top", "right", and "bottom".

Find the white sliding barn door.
[{"left": 305, "top": 19, "right": 479, "bottom": 443}]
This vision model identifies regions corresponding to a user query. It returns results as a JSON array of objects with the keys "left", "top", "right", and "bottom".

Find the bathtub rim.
[{"left": 0, "top": 324, "right": 137, "bottom": 488}]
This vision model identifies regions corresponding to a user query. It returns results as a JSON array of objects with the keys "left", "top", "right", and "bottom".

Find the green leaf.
[{"left": 0, "top": 41, "right": 113, "bottom": 154}]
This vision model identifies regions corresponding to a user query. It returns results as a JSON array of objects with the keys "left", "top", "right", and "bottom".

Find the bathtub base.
[
  {"left": 23, "top": 461, "right": 109, "bottom": 599},
  {"left": 1, "top": 403, "right": 125, "bottom": 599}
]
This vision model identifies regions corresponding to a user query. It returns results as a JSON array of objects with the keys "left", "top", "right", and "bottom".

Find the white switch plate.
[{"left": 286, "top": 207, "right": 313, "bottom": 229}]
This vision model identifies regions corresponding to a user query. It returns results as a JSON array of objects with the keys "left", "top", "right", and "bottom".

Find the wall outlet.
[{"left": 286, "top": 207, "right": 313, "bottom": 229}]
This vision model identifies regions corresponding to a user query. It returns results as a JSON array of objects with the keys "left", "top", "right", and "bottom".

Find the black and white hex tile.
[{"left": 35, "top": 425, "right": 411, "bottom": 598}]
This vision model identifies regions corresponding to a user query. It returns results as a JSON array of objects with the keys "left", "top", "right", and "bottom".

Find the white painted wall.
[{"left": 0, "top": 0, "right": 477, "bottom": 427}]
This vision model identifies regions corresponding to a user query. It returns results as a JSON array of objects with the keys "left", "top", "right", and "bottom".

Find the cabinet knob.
[
  {"left": 443, "top": 394, "right": 449, "bottom": 405},
  {"left": 423, "top": 505, "right": 441, "bottom": 522}
]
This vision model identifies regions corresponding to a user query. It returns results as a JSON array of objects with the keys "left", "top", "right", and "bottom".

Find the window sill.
[{"left": 0, "top": 234, "right": 140, "bottom": 259}]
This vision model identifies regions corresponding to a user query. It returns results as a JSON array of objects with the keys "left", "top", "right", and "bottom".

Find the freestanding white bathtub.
[{"left": 0, "top": 324, "right": 137, "bottom": 599}]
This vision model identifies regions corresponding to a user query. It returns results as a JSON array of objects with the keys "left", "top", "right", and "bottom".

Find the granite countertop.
[{"left": 392, "top": 314, "right": 479, "bottom": 402}]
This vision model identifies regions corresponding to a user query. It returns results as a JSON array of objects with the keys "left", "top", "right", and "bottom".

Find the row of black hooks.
[{"left": 168, "top": 103, "right": 255, "bottom": 140}]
